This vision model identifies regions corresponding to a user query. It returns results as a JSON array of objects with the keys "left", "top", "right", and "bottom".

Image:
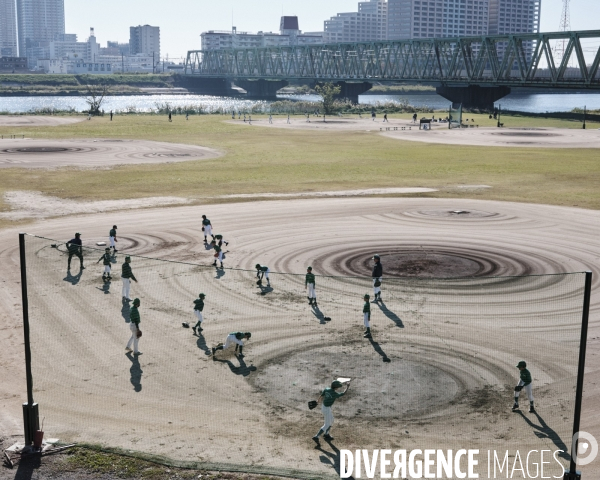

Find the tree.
[
  {"left": 315, "top": 82, "right": 341, "bottom": 115},
  {"left": 85, "top": 84, "right": 110, "bottom": 115}
]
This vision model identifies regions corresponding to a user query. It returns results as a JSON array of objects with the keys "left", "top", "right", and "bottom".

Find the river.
[{"left": 0, "top": 92, "right": 599, "bottom": 114}]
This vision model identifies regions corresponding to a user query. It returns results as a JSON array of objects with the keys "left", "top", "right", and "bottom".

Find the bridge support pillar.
[
  {"left": 176, "top": 77, "right": 235, "bottom": 96},
  {"left": 436, "top": 85, "right": 511, "bottom": 110},
  {"left": 331, "top": 81, "right": 373, "bottom": 104},
  {"left": 234, "top": 79, "right": 289, "bottom": 99}
]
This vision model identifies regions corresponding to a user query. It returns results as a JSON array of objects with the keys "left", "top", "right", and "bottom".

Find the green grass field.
[{"left": 0, "top": 112, "right": 598, "bottom": 228}]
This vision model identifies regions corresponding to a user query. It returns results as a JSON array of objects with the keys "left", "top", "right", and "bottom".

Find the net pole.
[
  {"left": 19, "top": 233, "right": 38, "bottom": 447},
  {"left": 565, "top": 270, "right": 592, "bottom": 479}
]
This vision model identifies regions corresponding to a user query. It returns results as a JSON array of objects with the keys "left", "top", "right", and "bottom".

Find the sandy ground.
[
  {"left": 0, "top": 116, "right": 84, "bottom": 127},
  {"left": 0, "top": 139, "right": 221, "bottom": 168},
  {"left": 0, "top": 197, "right": 599, "bottom": 478},
  {"left": 238, "top": 117, "right": 600, "bottom": 149},
  {"left": 0, "top": 191, "right": 190, "bottom": 220}
]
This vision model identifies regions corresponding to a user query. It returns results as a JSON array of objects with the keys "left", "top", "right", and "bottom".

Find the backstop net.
[
  {"left": 22, "top": 233, "right": 586, "bottom": 479},
  {"left": 449, "top": 103, "right": 463, "bottom": 129}
]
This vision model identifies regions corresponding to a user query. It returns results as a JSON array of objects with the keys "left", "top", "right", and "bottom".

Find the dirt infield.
[
  {"left": 0, "top": 115, "right": 84, "bottom": 127},
  {"left": 0, "top": 138, "right": 221, "bottom": 168},
  {"left": 242, "top": 117, "right": 600, "bottom": 149},
  {"left": 0, "top": 198, "right": 599, "bottom": 478}
]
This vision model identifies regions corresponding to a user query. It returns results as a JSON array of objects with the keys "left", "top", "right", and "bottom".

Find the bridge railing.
[{"left": 184, "top": 30, "right": 600, "bottom": 88}]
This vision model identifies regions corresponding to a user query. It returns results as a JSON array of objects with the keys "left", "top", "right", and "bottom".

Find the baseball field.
[{"left": 0, "top": 112, "right": 599, "bottom": 479}]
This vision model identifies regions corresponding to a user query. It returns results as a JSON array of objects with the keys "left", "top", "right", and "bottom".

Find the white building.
[
  {"left": 17, "top": 0, "right": 65, "bottom": 66},
  {"left": 201, "top": 17, "right": 323, "bottom": 51},
  {"left": 49, "top": 29, "right": 99, "bottom": 62},
  {"left": 323, "top": 0, "right": 388, "bottom": 43},
  {"left": 387, "top": 0, "right": 489, "bottom": 40},
  {"left": 130, "top": 25, "right": 160, "bottom": 60},
  {"left": 0, "top": 0, "right": 18, "bottom": 57}
]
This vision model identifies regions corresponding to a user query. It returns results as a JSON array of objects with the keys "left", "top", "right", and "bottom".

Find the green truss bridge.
[{"left": 183, "top": 30, "right": 600, "bottom": 109}]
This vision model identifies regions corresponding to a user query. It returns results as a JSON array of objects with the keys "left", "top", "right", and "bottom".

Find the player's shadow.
[
  {"left": 63, "top": 269, "right": 83, "bottom": 285},
  {"left": 204, "top": 242, "right": 213, "bottom": 250},
  {"left": 214, "top": 356, "right": 257, "bottom": 376},
  {"left": 215, "top": 268, "right": 226, "bottom": 280},
  {"left": 195, "top": 332, "right": 211, "bottom": 355},
  {"left": 517, "top": 411, "right": 570, "bottom": 461},
  {"left": 126, "top": 352, "right": 143, "bottom": 392},
  {"left": 317, "top": 439, "right": 354, "bottom": 479},
  {"left": 95, "top": 281, "right": 111, "bottom": 295},
  {"left": 121, "top": 302, "right": 131, "bottom": 323},
  {"left": 257, "top": 285, "right": 273, "bottom": 296},
  {"left": 376, "top": 300, "right": 404, "bottom": 328},
  {"left": 368, "top": 337, "right": 391, "bottom": 363},
  {"left": 311, "top": 306, "right": 331, "bottom": 324}
]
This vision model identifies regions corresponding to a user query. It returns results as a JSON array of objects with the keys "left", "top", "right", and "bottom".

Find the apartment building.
[
  {"left": 130, "top": 25, "right": 160, "bottom": 60},
  {"left": 323, "top": 0, "right": 388, "bottom": 43},
  {"left": 0, "top": 0, "right": 18, "bottom": 56},
  {"left": 17, "top": 0, "right": 65, "bottom": 66}
]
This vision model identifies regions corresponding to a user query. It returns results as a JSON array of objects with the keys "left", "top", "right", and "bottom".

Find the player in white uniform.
[
  {"left": 202, "top": 215, "right": 214, "bottom": 243},
  {"left": 513, "top": 361, "right": 535, "bottom": 413},
  {"left": 212, "top": 332, "right": 251, "bottom": 359},
  {"left": 312, "top": 380, "right": 350, "bottom": 445},
  {"left": 109, "top": 225, "right": 118, "bottom": 253}
]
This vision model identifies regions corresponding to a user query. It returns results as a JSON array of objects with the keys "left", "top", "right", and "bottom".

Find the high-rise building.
[
  {"left": 488, "top": 0, "right": 540, "bottom": 35},
  {"left": 488, "top": 0, "right": 541, "bottom": 63},
  {"left": 130, "top": 25, "right": 160, "bottom": 60},
  {"left": 387, "top": 0, "right": 489, "bottom": 40},
  {"left": 323, "top": 0, "right": 388, "bottom": 43},
  {"left": 0, "top": 0, "right": 18, "bottom": 56},
  {"left": 17, "top": 0, "right": 65, "bottom": 64},
  {"left": 201, "top": 17, "right": 323, "bottom": 51}
]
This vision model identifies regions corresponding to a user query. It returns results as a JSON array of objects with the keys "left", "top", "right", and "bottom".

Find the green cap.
[
  {"left": 133, "top": 298, "right": 140, "bottom": 306},
  {"left": 331, "top": 380, "right": 343, "bottom": 389},
  {"left": 364, "top": 294, "right": 370, "bottom": 298},
  {"left": 199, "top": 293, "right": 206, "bottom": 298},
  {"left": 307, "top": 266, "right": 312, "bottom": 270},
  {"left": 255, "top": 264, "right": 261, "bottom": 269},
  {"left": 516, "top": 361, "right": 527, "bottom": 368},
  {"left": 373, "top": 254, "right": 380, "bottom": 259},
  {"left": 125, "top": 256, "right": 131, "bottom": 261},
  {"left": 245, "top": 332, "right": 252, "bottom": 339},
  {"left": 75, "top": 232, "right": 81, "bottom": 236}
]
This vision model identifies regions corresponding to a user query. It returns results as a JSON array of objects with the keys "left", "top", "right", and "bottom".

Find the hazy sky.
[{"left": 64, "top": 0, "right": 599, "bottom": 59}]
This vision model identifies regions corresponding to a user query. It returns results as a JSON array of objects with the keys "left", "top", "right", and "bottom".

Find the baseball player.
[
  {"left": 121, "top": 256, "right": 138, "bottom": 301},
  {"left": 125, "top": 298, "right": 142, "bottom": 355},
  {"left": 312, "top": 380, "right": 350, "bottom": 445},
  {"left": 513, "top": 361, "right": 535, "bottom": 413},
  {"left": 109, "top": 225, "right": 118, "bottom": 253},
  {"left": 362, "top": 294, "right": 372, "bottom": 338},
  {"left": 211, "top": 240, "right": 224, "bottom": 268},
  {"left": 212, "top": 332, "right": 251, "bottom": 359},
  {"left": 372, "top": 254, "right": 383, "bottom": 301},
  {"left": 305, "top": 266, "right": 317, "bottom": 306},
  {"left": 66, "top": 233, "right": 85, "bottom": 271},
  {"left": 215, "top": 234, "right": 229, "bottom": 247},
  {"left": 192, "top": 293, "right": 206, "bottom": 334},
  {"left": 202, "top": 215, "right": 214, "bottom": 243},
  {"left": 255, "top": 264, "right": 271, "bottom": 287},
  {"left": 97, "top": 247, "right": 112, "bottom": 281}
]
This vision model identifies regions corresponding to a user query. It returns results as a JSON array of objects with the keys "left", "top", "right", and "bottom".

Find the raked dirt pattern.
[
  {"left": 0, "top": 198, "right": 599, "bottom": 478},
  {"left": 0, "top": 138, "right": 221, "bottom": 168},
  {"left": 0, "top": 115, "right": 84, "bottom": 127},
  {"left": 238, "top": 117, "right": 600, "bottom": 149}
]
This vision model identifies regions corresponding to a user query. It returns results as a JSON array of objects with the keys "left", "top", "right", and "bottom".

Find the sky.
[{"left": 64, "top": 0, "right": 600, "bottom": 60}]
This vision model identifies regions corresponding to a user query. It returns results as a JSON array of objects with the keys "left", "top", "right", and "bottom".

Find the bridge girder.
[{"left": 184, "top": 30, "right": 600, "bottom": 89}]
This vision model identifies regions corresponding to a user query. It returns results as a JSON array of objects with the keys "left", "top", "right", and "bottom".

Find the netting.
[
  {"left": 449, "top": 103, "right": 462, "bottom": 129},
  {"left": 23, "top": 234, "right": 585, "bottom": 478}
]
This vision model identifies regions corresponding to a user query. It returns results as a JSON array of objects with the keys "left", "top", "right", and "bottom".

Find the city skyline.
[{"left": 62, "top": 0, "right": 600, "bottom": 60}]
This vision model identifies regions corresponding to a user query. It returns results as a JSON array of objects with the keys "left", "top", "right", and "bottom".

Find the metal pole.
[
  {"left": 564, "top": 270, "right": 592, "bottom": 480},
  {"left": 583, "top": 105, "right": 586, "bottom": 130},
  {"left": 19, "top": 233, "right": 38, "bottom": 446}
]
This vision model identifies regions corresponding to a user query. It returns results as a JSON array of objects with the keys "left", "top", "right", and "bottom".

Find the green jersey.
[
  {"left": 213, "top": 244, "right": 222, "bottom": 253},
  {"left": 519, "top": 368, "right": 532, "bottom": 386},
  {"left": 130, "top": 306, "right": 140, "bottom": 327},
  {"left": 202, "top": 218, "right": 211, "bottom": 227},
  {"left": 194, "top": 299, "right": 204, "bottom": 311},
  {"left": 230, "top": 332, "right": 245, "bottom": 340},
  {"left": 121, "top": 263, "right": 137, "bottom": 281},
  {"left": 99, "top": 253, "right": 111, "bottom": 266},
  {"left": 363, "top": 301, "right": 371, "bottom": 314},
  {"left": 109, "top": 228, "right": 116, "bottom": 237},
  {"left": 257, "top": 265, "right": 268, "bottom": 272},
  {"left": 321, "top": 387, "right": 345, "bottom": 407},
  {"left": 305, "top": 272, "right": 315, "bottom": 286}
]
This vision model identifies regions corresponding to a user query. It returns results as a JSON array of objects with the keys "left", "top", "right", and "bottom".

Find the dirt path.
[
  {"left": 0, "top": 198, "right": 598, "bottom": 478},
  {"left": 0, "top": 116, "right": 84, "bottom": 127}
]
